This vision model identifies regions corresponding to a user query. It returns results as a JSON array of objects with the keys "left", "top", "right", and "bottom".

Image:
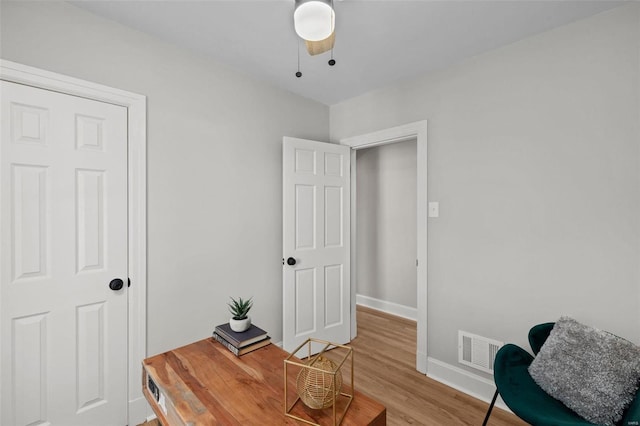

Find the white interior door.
[
  {"left": 1, "top": 81, "right": 128, "bottom": 425},
  {"left": 282, "top": 137, "right": 351, "bottom": 353}
]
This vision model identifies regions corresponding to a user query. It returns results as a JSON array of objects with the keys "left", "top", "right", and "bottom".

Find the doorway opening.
[
  {"left": 355, "top": 140, "right": 417, "bottom": 321},
  {"left": 340, "top": 120, "right": 428, "bottom": 373}
]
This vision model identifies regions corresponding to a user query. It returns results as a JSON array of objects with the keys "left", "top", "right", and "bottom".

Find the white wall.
[
  {"left": 356, "top": 141, "right": 417, "bottom": 309},
  {"left": 0, "top": 1, "right": 329, "bottom": 356},
  {"left": 332, "top": 3, "right": 640, "bottom": 378}
]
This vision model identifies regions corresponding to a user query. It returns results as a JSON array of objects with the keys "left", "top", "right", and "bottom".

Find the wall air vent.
[{"left": 458, "top": 330, "right": 503, "bottom": 374}]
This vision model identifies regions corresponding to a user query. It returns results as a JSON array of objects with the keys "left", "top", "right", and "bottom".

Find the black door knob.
[
  {"left": 109, "top": 278, "right": 124, "bottom": 291},
  {"left": 286, "top": 257, "right": 296, "bottom": 266}
]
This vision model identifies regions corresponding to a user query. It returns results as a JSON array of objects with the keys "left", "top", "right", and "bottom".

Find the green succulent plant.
[{"left": 228, "top": 297, "right": 253, "bottom": 320}]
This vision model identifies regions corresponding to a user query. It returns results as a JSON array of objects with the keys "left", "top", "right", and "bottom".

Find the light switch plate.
[{"left": 428, "top": 202, "right": 439, "bottom": 218}]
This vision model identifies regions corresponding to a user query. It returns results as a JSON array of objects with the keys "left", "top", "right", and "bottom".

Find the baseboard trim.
[
  {"left": 417, "top": 350, "right": 427, "bottom": 374},
  {"left": 356, "top": 294, "right": 417, "bottom": 321},
  {"left": 426, "top": 357, "right": 511, "bottom": 413}
]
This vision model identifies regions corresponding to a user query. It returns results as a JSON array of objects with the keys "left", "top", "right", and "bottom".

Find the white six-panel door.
[
  {"left": 1, "top": 81, "right": 128, "bottom": 425},
  {"left": 282, "top": 137, "right": 351, "bottom": 353}
]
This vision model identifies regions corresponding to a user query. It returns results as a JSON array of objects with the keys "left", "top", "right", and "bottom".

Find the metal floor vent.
[{"left": 458, "top": 331, "right": 503, "bottom": 374}]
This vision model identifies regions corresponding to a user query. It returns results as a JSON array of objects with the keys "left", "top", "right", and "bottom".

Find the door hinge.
[
  {"left": 416, "top": 259, "right": 418, "bottom": 267},
  {"left": 128, "top": 277, "right": 131, "bottom": 287}
]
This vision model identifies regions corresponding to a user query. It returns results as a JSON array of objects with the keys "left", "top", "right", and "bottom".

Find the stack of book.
[{"left": 212, "top": 323, "right": 270, "bottom": 356}]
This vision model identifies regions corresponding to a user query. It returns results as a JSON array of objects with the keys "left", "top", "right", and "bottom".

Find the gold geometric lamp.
[{"left": 284, "top": 338, "right": 354, "bottom": 426}]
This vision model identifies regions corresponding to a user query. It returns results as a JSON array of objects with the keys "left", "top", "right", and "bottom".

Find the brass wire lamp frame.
[{"left": 284, "top": 338, "right": 354, "bottom": 426}]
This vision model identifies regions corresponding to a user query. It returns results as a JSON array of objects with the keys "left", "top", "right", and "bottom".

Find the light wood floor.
[
  {"left": 139, "top": 306, "right": 525, "bottom": 426},
  {"left": 323, "top": 306, "right": 526, "bottom": 426}
]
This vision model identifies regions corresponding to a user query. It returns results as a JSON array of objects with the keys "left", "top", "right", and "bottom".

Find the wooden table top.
[{"left": 142, "top": 338, "right": 386, "bottom": 425}]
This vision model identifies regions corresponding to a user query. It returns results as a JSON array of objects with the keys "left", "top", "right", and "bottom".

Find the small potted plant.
[{"left": 228, "top": 296, "right": 253, "bottom": 332}]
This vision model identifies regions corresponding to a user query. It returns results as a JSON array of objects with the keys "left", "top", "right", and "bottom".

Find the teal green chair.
[{"left": 482, "top": 323, "right": 640, "bottom": 425}]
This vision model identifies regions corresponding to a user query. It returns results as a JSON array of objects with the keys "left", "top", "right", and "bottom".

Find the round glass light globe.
[{"left": 294, "top": 1, "right": 335, "bottom": 42}]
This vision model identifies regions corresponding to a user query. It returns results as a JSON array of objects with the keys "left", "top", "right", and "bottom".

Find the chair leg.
[{"left": 482, "top": 389, "right": 499, "bottom": 426}]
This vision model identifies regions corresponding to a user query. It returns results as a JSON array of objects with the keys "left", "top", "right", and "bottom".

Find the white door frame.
[
  {"left": 0, "top": 60, "right": 148, "bottom": 424},
  {"left": 340, "top": 120, "right": 428, "bottom": 374}
]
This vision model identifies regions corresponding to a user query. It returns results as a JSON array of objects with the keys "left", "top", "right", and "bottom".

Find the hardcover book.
[
  {"left": 214, "top": 323, "right": 268, "bottom": 348},
  {"left": 212, "top": 332, "right": 271, "bottom": 356}
]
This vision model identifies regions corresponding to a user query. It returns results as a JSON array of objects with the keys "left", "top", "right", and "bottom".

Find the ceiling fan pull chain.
[
  {"left": 328, "top": 0, "right": 336, "bottom": 67},
  {"left": 296, "top": 38, "right": 302, "bottom": 78}
]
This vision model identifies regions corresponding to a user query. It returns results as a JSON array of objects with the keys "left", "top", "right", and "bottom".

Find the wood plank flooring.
[
  {"left": 323, "top": 306, "right": 526, "bottom": 426},
  {"left": 138, "top": 305, "right": 526, "bottom": 426}
]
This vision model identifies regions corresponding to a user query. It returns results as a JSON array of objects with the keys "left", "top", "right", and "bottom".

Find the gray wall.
[
  {"left": 332, "top": 3, "right": 640, "bottom": 373},
  {"left": 356, "top": 141, "right": 417, "bottom": 308},
  {"left": 0, "top": 1, "right": 329, "bottom": 356},
  {"left": 3, "top": 0, "right": 639, "bottom": 382}
]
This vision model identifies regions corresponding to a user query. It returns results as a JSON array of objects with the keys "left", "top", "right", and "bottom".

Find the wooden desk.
[{"left": 142, "top": 338, "right": 386, "bottom": 425}]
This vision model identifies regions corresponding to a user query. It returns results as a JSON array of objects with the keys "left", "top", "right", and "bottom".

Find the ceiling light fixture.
[
  {"left": 293, "top": 0, "right": 337, "bottom": 77},
  {"left": 294, "top": 0, "right": 335, "bottom": 42}
]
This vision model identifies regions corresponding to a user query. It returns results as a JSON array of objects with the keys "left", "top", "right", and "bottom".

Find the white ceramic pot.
[{"left": 229, "top": 316, "right": 251, "bottom": 332}]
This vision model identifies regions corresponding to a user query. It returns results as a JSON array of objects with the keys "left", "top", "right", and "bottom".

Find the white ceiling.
[{"left": 71, "top": 0, "right": 625, "bottom": 105}]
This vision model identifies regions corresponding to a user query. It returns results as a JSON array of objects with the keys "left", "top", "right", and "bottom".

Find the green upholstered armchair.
[{"left": 482, "top": 323, "right": 640, "bottom": 426}]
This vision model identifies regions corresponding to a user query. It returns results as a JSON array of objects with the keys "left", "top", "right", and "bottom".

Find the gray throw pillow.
[{"left": 528, "top": 317, "right": 640, "bottom": 426}]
